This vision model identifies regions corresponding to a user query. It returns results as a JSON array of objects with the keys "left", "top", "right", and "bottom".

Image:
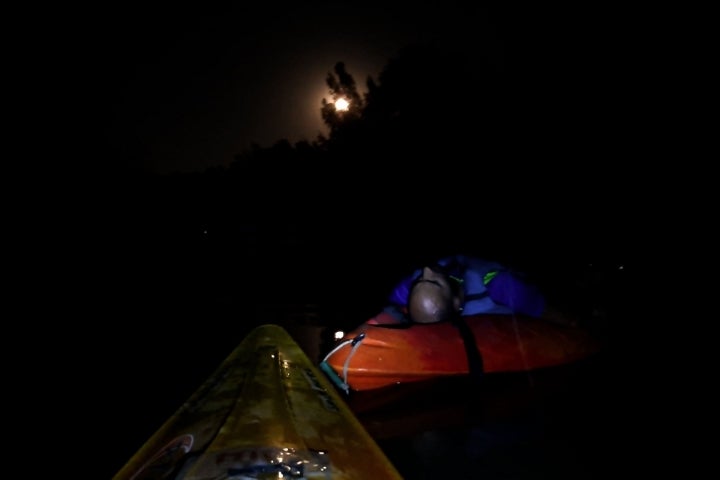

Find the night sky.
[
  {"left": 26, "top": 4, "right": 649, "bottom": 477},
  {"left": 41, "top": 0, "right": 638, "bottom": 351},
  {"left": 52, "top": 3, "right": 630, "bottom": 175},
  {"left": 35, "top": 6, "right": 640, "bottom": 329},
  {"left": 41, "top": 2, "right": 645, "bottom": 259},
  {"left": 31, "top": 1, "right": 642, "bottom": 306}
]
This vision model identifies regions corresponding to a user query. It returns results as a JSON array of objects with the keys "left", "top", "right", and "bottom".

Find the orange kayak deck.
[{"left": 321, "top": 313, "right": 602, "bottom": 392}]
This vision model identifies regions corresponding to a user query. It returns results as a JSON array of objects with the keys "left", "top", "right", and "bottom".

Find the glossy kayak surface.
[
  {"left": 321, "top": 312, "right": 602, "bottom": 392},
  {"left": 114, "top": 324, "right": 402, "bottom": 480}
]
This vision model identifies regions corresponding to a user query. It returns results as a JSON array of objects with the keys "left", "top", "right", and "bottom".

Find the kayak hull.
[
  {"left": 113, "top": 324, "right": 402, "bottom": 480},
  {"left": 322, "top": 313, "right": 602, "bottom": 392}
]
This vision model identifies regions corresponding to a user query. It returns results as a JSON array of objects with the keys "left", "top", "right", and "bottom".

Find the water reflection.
[
  {"left": 108, "top": 297, "right": 612, "bottom": 479},
  {"left": 275, "top": 305, "right": 611, "bottom": 479}
]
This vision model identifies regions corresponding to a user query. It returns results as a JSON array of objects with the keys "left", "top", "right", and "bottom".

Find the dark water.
[
  {"left": 90, "top": 234, "right": 626, "bottom": 479},
  {"left": 364, "top": 358, "right": 613, "bottom": 479},
  {"left": 97, "top": 300, "right": 617, "bottom": 479}
]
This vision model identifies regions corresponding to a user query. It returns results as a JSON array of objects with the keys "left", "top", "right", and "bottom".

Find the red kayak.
[{"left": 320, "top": 311, "right": 602, "bottom": 392}]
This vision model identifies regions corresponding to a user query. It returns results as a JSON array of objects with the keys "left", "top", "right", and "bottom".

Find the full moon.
[{"left": 335, "top": 98, "right": 350, "bottom": 111}]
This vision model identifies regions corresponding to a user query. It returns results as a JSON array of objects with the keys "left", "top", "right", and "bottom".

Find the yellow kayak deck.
[{"left": 113, "top": 324, "right": 402, "bottom": 480}]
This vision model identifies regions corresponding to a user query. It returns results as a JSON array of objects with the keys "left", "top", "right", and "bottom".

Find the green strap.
[{"left": 483, "top": 270, "right": 499, "bottom": 285}]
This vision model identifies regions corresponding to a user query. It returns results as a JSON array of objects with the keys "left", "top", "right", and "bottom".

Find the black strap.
[{"left": 451, "top": 315, "right": 484, "bottom": 383}]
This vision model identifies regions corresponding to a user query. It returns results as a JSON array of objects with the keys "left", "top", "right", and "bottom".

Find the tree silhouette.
[{"left": 320, "top": 62, "right": 365, "bottom": 135}]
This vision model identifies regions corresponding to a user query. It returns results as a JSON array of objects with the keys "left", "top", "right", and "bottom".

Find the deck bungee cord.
[{"left": 320, "top": 332, "right": 366, "bottom": 394}]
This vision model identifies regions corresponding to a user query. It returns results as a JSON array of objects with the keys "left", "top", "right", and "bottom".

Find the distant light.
[
  {"left": 334, "top": 98, "right": 349, "bottom": 111},
  {"left": 334, "top": 330, "right": 344, "bottom": 340}
]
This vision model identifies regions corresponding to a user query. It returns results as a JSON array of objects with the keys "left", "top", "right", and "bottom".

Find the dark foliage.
[{"left": 110, "top": 39, "right": 627, "bottom": 289}]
